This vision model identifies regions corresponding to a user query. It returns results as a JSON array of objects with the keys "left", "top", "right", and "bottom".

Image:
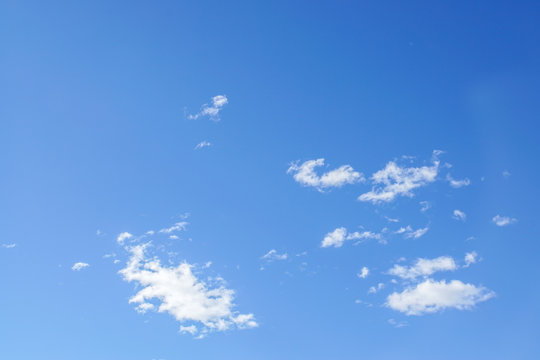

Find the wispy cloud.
[
  {"left": 188, "top": 95, "right": 228, "bottom": 121},
  {"left": 159, "top": 221, "right": 189, "bottom": 234},
  {"left": 321, "top": 227, "right": 382, "bottom": 248},
  {"left": 358, "top": 158, "right": 439, "bottom": 203},
  {"left": 447, "top": 174, "right": 471, "bottom": 188},
  {"left": 288, "top": 159, "right": 364, "bottom": 191},
  {"left": 117, "top": 232, "right": 133, "bottom": 245},
  {"left": 357, "top": 267, "right": 369, "bottom": 279},
  {"left": 453, "top": 209, "right": 467, "bottom": 221},
  {"left": 194, "top": 141, "right": 212, "bottom": 150},
  {"left": 492, "top": 215, "right": 517, "bottom": 226},
  {"left": 1, "top": 243, "right": 16, "bottom": 249},
  {"left": 386, "top": 279, "right": 494, "bottom": 315},
  {"left": 368, "top": 283, "right": 385, "bottom": 294},
  {"left": 395, "top": 225, "right": 429, "bottom": 239},
  {"left": 261, "top": 249, "right": 288, "bottom": 262},
  {"left": 72, "top": 262, "right": 89, "bottom": 271},
  {"left": 119, "top": 243, "right": 257, "bottom": 338},
  {"left": 464, "top": 251, "right": 478, "bottom": 267}
]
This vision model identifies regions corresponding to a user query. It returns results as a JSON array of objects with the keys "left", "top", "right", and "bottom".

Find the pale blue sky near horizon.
[{"left": 1, "top": 1, "right": 540, "bottom": 359}]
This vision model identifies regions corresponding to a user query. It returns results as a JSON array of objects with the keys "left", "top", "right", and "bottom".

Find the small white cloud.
[
  {"left": 388, "top": 256, "right": 457, "bottom": 280},
  {"left": 188, "top": 95, "right": 228, "bottom": 121},
  {"left": 447, "top": 174, "right": 471, "bottom": 188},
  {"left": 159, "top": 222, "right": 189, "bottom": 234},
  {"left": 1, "top": 243, "right": 16, "bottom": 249},
  {"left": 502, "top": 170, "right": 511, "bottom": 178},
  {"left": 358, "top": 159, "right": 439, "bottom": 203},
  {"left": 169, "top": 235, "right": 179, "bottom": 240},
  {"left": 368, "top": 283, "right": 385, "bottom": 294},
  {"left": 395, "top": 225, "right": 429, "bottom": 239},
  {"left": 386, "top": 279, "right": 494, "bottom": 315},
  {"left": 287, "top": 159, "right": 364, "bottom": 191},
  {"left": 117, "top": 232, "right": 133, "bottom": 245},
  {"left": 72, "top": 262, "right": 89, "bottom": 271},
  {"left": 194, "top": 141, "right": 212, "bottom": 150},
  {"left": 261, "top": 249, "right": 288, "bottom": 262},
  {"left": 357, "top": 267, "right": 369, "bottom": 279},
  {"left": 419, "top": 201, "right": 431, "bottom": 212},
  {"left": 385, "top": 216, "right": 399, "bottom": 223},
  {"left": 453, "top": 209, "right": 467, "bottom": 221},
  {"left": 179, "top": 325, "right": 198, "bottom": 335},
  {"left": 387, "top": 318, "right": 408, "bottom": 328},
  {"left": 464, "top": 251, "right": 479, "bottom": 267},
  {"left": 492, "top": 215, "right": 517, "bottom": 227},
  {"left": 321, "top": 227, "right": 381, "bottom": 248}
]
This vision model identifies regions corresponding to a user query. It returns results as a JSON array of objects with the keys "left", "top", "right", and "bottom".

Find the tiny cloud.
[
  {"left": 194, "top": 141, "right": 212, "bottom": 150},
  {"left": 261, "top": 249, "right": 288, "bottom": 262},
  {"left": 453, "top": 209, "right": 467, "bottom": 221},
  {"left": 72, "top": 262, "right": 89, "bottom": 271},
  {"left": 492, "top": 215, "right": 517, "bottom": 227}
]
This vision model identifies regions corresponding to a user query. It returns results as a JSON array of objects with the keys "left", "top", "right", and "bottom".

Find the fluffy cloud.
[
  {"left": 321, "top": 227, "right": 381, "bottom": 248},
  {"left": 357, "top": 267, "right": 369, "bottom": 279},
  {"left": 72, "top": 262, "right": 89, "bottom": 271},
  {"left": 119, "top": 243, "right": 257, "bottom": 337},
  {"left": 188, "top": 95, "right": 228, "bottom": 121},
  {"left": 464, "top": 251, "right": 478, "bottom": 267},
  {"left": 453, "top": 209, "right": 467, "bottom": 221},
  {"left": 386, "top": 279, "right": 494, "bottom": 315},
  {"left": 117, "top": 232, "right": 133, "bottom": 245},
  {"left": 287, "top": 159, "right": 364, "bottom": 191},
  {"left": 261, "top": 249, "right": 288, "bottom": 261},
  {"left": 358, "top": 160, "right": 439, "bottom": 203},
  {"left": 194, "top": 141, "right": 212, "bottom": 150},
  {"left": 447, "top": 174, "right": 471, "bottom": 188},
  {"left": 388, "top": 256, "right": 457, "bottom": 280},
  {"left": 492, "top": 215, "right": 517, "bottom": 226}
]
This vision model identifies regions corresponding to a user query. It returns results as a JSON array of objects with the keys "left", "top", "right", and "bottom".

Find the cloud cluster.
[
  {"left": 188, "top": 95, "right": 228, "bottom": 121},
  {"left": 492, "top": 215, "right": 517, "bottom": 226},
  {"left": 395, "top": 225, "right": 429, "bottom": 239},
  {"left": 385, "top": 254, "right": 493, "bottom": 315},
  {"left": 119, "top": 243, "right": 257, "bottom": 338},
  {"left": 287, "top": 159, "right": 364, "bottom": 191},
  {"left": 358, "top": 160, "right": 439, "bottom": 203}
]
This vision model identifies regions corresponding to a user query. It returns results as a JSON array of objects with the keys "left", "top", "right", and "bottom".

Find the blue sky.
[{"left": 2, "top": 0, "right": 540, "bottom": 359}]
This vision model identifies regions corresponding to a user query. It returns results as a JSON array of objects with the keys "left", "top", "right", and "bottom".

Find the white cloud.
[
  {"left": 261, "top": 249, "right": 288, "bottom": 262},
  {"left": 119, "top": 243, "right": 257, "bottom": 337},
  {"left": 395, "top": 225, "right": 429, "bottom": 239},
  {"left": 321, "top": 227, "right": 381, "bottom": 248},
  {"left": 188, "top": 95, "right": 228, "bottom": 121},
  {"left": 492, "top": 215, "right": 517, "bottom": 227},
  {"left": 387, "top": 318, "right": 408, "bottom": 328},
  {"left": 287, "top": 159, "right": 364, "bottom": 191},
  {"left": 453, "top": 209, "right": 467, "bottom": 221},
  {"left": 358, "top": 160, "right": 439, "bottom": 203},
  {"left": 447, "top": 174, "right": 471, "bottom": 188},
  {"left": 357, "top": 267, "right": 369, "bottom": 279},
  {"left": 72, "top": 262, "right": 89, "bottom": 271},
  {"left": 419, "top": 201, "right": 431, "bottom": 212},
  {"left": 368, "top": 283, "right": 385, "bottom": 294},
  {"left": 1, "top": 243, "right": 16, "bottom": 249},
  {"left": 388, "top": 256, "right": 457, "bottom": 280},
  {"left": 464, "top": 251, "right": 478, "bottom": 267},
  {"left": 386, "top": 279, "right": 494, "bottom": 315},
  {"left": 117, "top": 232, "right": 133, "bottom": 245},
  {"left": 502, "top": 170, "right": 511, "bottom": 178},
  {"left": 194, "top": 141, "right": 212, "bottom": 150},
  {"left": 169, "top": 235, "right": 179, "bottom": 240},
  {"left": 159, "top": 221, "right": 189, "bottom": 234}
]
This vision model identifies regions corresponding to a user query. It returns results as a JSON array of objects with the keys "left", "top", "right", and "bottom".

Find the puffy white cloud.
[
  {"left": 119, "top": 243, "right": 257, "bottom": 337},
  {"left": 188, "top": 95, "right": 228, "bottom": 121},
  {"left": 194, "top": 141, "right": 212, "bottom": 150},
  {"left": 388, "top": 256, "right": 457, "bottom": 280},
  {"left": 453, "top": 209, "right": 467, "bottom": 221},
  {"left": 492, "top": 215, "right": 517, "bottom": 226},
  {"left": 357, "top": 267, "right": 369, "bottom": 279},
  {"left": 395, "top": 225, "right": 429, "bottom": 239},
  {"left": 321, "top": 227, "right": 381, "bottom": 248},
  {"left": 287, "top": 159, "right": 364, "bottom": 191},
  {"left": 261, "top": 249, "right": 288, "bottom": 261},
  {"left": 386, "top": 279, "right": 494, "bottom": 315},
  {"left": 72, "top": 262, "right": 89, "bottom": 271},
  {"left": 1, "top": 243, "right": 16, "bottom": 249},
  {"left": 117, "top": 232, "right": 133, "bottom": 245},
  {"left": 464, "top": 251, "right": 478, "bottom": 267},
  {"left": 359, "top": 160, "right": 439, "bottom": 203},
  {"left": 159, "top": 221, "right": 189, "bottom": 234},
  {"left": 447, "top": 174, "right": 471, "bottom": 188}
]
